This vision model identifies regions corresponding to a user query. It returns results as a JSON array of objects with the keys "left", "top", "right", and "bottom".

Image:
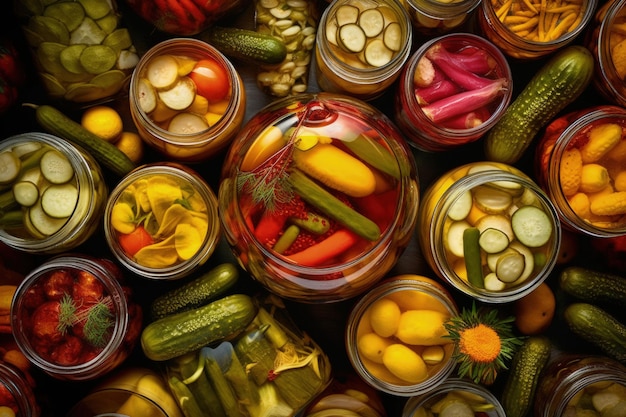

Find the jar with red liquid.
[
  {"left": 586, "top": 0, "right": 626, "bottom": 107},
  {"left": 129, "top": 38, "right": 246, "bottom": 163},
  {"left": 218, "top": 92, "right": 420, "bottom": 303},
  {"left": 394, "top": 33, "right": 513, "bottom": 152},
  {"left": 0, "top": 360, "right": 39, "bottom": 417},
  {"left": 534, "top": 354, "right": 626, "bottom": 416},
  {"left": 10, "top": 254, "right": 142, "bottom": 381},
  {"left": 536, "top": 105, "right": 626, "bottom": 237}
]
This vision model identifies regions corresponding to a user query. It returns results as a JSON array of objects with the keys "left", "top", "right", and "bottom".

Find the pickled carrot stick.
[
  {"left": 254, "top": 211, "right": 288, "bottom": 244},
  {"left": 285, "top": 229, "right": 359, "bottom": 266}
]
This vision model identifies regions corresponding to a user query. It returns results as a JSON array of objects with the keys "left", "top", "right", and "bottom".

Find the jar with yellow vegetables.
[
  {"left": 219, "top": 93, "right": 420, "bottom": 303},
  {"left": 67, "top": 367, "right": 183, "bottom": 417},
  {"left": 586, "top": 0, "right": 626, "bottom": 107},
  {"left": 477, "top": 0, "right": 597, "bottom": 59},
  {"left": 103, "top": 162, "right": 221, "bottom": 280},
  {"left": 536, "top": 105, "right": 626, "bottom": 237},
  {"left": 13, "top": 0, "right": 139, "bottom": 104},
  {"left": 418, "top": 162, "right": 562, "bottom": 303},
  {"left": 402, "top": 378, "right": 506, "bottom": 417},
  {"left": 345, "top": 275, "right": 458, "bottom": 396}
]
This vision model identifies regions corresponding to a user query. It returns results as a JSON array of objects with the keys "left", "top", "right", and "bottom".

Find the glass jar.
[
  {"left": 345, "top": 275, "right": 458, "bottom": 396},
  {"left": 400, "top": 0, "right": 480, "bottom": 35},
  {"left": 67, "top": 367, "right": 183, "bottom": 417},
  {"left": 394, "top": 33, "right": 513, "bottom": 152},
  {"left": 125, "top": 0, "right": 249, "bottom": 35},
  {"left": 164, "top": 293, "right": 333, "bottom": 416},
  {"left": 219, "top": 92, "right": 420, "bottom": 303},
  {"left": 477, "top": 0, "right": 597, "bottom": 59},
  {"left": 402, "top": 378, "right": 507, "bottom": 416},
  {"left": 129, "top": 38, "right": 246, "bottom": 163},
  {"left": 10, "top": 254, "right": 143, "bottom": 381},
  {"left": 418, "top": 162, "right": 562, "bottom": 303},
  {"left": 13, "top": 0, "right": 139, "bottom": 104},
  {"left": 536, "top": 105, "right": 626, "bottom": 237},
  {"left": 0, "top": 132, "right": 107, "bottom": 254},
  {"left": 534, "top": 354, "right": 626, "bottom": 416},
  {"left": 586, "top": 0, "right": 626, "bottom": 107},
  {"left": 104, "top": 162, "right": 221, "bottom": 280},
  {"left": 0, "top": 361, "right": 40, "bottom": 417},
  {"left": 314, "top": 0, "right": 413, "bottom": 101}
]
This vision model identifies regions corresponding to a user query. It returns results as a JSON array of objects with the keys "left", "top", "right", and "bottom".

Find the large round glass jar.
[
  {"left": 536, "top": 105, "right": 626, "bottom": 237},
  {"left": 586, "top": 0, "right": 626, "bottom": 107},
  {"left": 129, "top": 38, "right": 246, "bottom": 163},
  {"left": 534, "top": 354, "right": 626, "bottom": 416},
  {"left": 400, "top": 0, "right": 481, "bottom": 35},
  {"left": 314, "top": 0, "right": 413, "bottom": 101},
  {"left": 12, "top": 0, "right": 140, "bottom": 104},
  {"left": 394, "top": 33, "right": 513, "bottom": 152},
  {"left": 345, "top": 275, "right": 458, "bottom": 396},
  {"left": 104, "top": 162, "right": 221, "bottom": 280},
  {"left": 402, "top": 378, "right": 507, "bottom": 416},
  {"left": 10, "top": 255, "right": 143, "bottom": 381},
  {"left": 418, "top": 162, "right": 562, "bottom": 303},
  {"left": 219, "top": 93, "right": 420, "bottom": 303},
  {"left": 0, "top": 360, "right": 40, "bottom": 417},
  {"left": 0, "top": 132, "right": 107, "bottom": 254},
  {"left": 67, "top": 367, "right": 183, "bottom": 417},
  {"left": 477, "top": 0, "right": 597, "bottom": 59}
]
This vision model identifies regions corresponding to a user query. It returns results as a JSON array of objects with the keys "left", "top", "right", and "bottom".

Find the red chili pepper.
[{"left": 285, "top": 229, "right": 360, "bottom": 267}]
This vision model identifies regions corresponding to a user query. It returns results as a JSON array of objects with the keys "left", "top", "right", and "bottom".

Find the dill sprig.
[{"left": 57, "top": 294, "right": 114, "bottom": 348}]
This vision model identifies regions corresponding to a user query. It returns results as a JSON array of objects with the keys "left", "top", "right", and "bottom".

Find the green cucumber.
[
  {"left": 168, "top": 376, "right": 205, "bottom": 417},
  {"left": 286, "top": 168, "right": 381, "bottom": 241},
  {"left": 559, "top": 266, "right": 626, "bottom": 306},
  {"left": 484, "top": 46, "right": 594, "bottom": 164},
  {"left": 141, "top": 294, "right": 256, "bottom": 361},
  {"left": 150, "top": 263, "right": 239, "bottom": 320},
  {"left": 463, "top": 227, "right": 484, "bottom": 289},
  {"left": 342, "top": 134, "right": 401, "bottom": 179},
  {"left": 200, "top": 26, "right": 287, "bottom": 65},
  {"left": 32, "top": 104, "right": 136, "bottom": 177},
  {"left": 564, "top": 302, "right": 626, "bottom": 364},
  {"left": 501, "top": 336, "right": 552, "bottom": 417}
]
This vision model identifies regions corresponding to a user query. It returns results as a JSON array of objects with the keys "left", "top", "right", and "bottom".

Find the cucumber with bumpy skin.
[
  {"left": 484, "top": 46, "right": 594, "bottom": 164},
  {"left": 559, "top": 266, "right": 626, "bottom": 306},
  {"left": 564, "top": 302, "right": 626, "bottom": 364},
  {"left": 33, "top": 104, "right": 137, "bottom": 177},
  {"left": 201, "top": 26, "right": 287, "bottom": 65},
  {"left": 501, "top": 336, "right": 552, "bottom": 417}
]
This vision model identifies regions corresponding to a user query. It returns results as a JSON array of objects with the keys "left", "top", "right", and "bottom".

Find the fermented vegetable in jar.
[
  {"left": 219, "top": 93, "right": 419, "bottom": 302},
  {"left": 418, "top": 162, "right": 562, "bottom": 303},
  {"left": 13, "top": 0, "right": 140, "bottom": 103}
]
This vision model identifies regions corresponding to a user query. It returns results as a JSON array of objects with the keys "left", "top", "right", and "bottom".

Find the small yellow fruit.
[
  {"left": 382, "top": 344, "right": 428, "bottom": 384},
  {"left": 395, "top": 309, "right": 450, "bottom": 346},
  {"left": 357, "top": 332, "right": 392, "bottom": 364},
  {"left": 368, "top": 297, "right": 401, "bottom": 338},
  {"left": 115, "top": 131, "right": 144, "bottom": 164},
  {"left": 81, "top": 105, "right": 124, "bottom": 142}
]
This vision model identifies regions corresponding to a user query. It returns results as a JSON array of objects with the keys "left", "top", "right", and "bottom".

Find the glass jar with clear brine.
[{"left": 219, "top": 93, "right": 419, "bottom": 302}]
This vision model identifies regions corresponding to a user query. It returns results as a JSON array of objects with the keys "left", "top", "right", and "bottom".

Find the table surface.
[{"left": 0, "top": 0, "right": 620, "bottom": 415}]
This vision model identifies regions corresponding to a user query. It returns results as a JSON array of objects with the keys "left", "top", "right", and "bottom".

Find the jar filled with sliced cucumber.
[
  {"left": 417, "top": 162, "right": 562, "bottom": 303},
  {"left": 129, "top": 38, "right": 246, "bottom": 162},
  {"left": 315, "top": 0, "right": 413, "bottom": 100},
  {"left": 0, "top": 132, "right": 108, "bottom": 254},
  {"left": 14, "top": 0, "right": 140, "bottom": 103}
]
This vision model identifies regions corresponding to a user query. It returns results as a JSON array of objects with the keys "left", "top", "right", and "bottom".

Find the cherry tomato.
[
  {"left": 189, "top": 58, "right": 230, "bottom": 102},
  {"left": 118, "top": 225, "right": 154, "bottom": 257}
]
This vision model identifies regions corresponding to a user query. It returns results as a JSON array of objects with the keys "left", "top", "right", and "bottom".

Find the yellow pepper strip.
[
  {"left": 174, "top": 223, "right": 204, "bottom": 260},
  {"left": 522, "top": 0, "right": 539, "bottom": 14},
  {"left": 496, "top": 0, "right": 513, "bottom": 20},
  {"left": 110, "top": 202, "right": 137, "bottom": 234},
  {"left": 590, "top": 191, "right": 626, "bottom": 216},
  {"left": 538, "top": 0, "right": 547, "bottom": 41},
  {"left": 154, "top": 204, "right": 194, "bottom": 238},
  {"left": 547, "top": 12, "right": 578, "bottom": 40},
  {"left": 146, "top": 175, "right": 184, "bottom": 224},
  {"left": 134, "top": 235, "right": 179, "bottom": 268},
  {"left": 511, "top": 16, "right": 540, "bottom": 32},
  {"left": 612, "top": 22, "right": 626, "bottom": 36}
]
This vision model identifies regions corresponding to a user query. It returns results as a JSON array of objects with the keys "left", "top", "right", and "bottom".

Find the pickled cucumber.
[{"left": 17, "top": 0, "right": 139, "bottom": 103}]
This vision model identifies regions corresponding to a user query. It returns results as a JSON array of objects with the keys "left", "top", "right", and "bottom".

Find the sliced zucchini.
[
  {"left": 338, "top": 23, "right": 367, "bottom": 53},
  {"left": 146, "top": 54, "right": 180, "bottom": 89},
  {"left": 473, "top": 184, "right": 513, "bottom": 214},
  {"left": 0, "top": 151, "right": 21, "bottom": 185},
  {"left": 383, "top": 22, "right": 402, "bottom": 52},
  {"left": 358, "top": 9, "right": 384, "bottom": 37},
  {"left": 168, "top": 112, "right": 210, "bottom": 134},
  {"left": 158, "top": 77, "right": 196, "bottom": 111},
  {"left": 479, "top": 228, "right": 510, "bottom": 254},
  {"left": 39, "top": 150, "right": 74, "bottom": 184},
  {"left": 12, "top": 181, "right": 39, "bottom": 207},
  {"left": 364, "top": 39, "right": 393, "bottom": 67},
  {"left": 335, "top": 4, "right": 360, "bottom": 26},
  {"left": 447, "top": 190, "right": 473, "bottom": 221},
  {"left": 28, "top": 201, "right": 68, "bottom": 236},
  {"left": 445, "top": 220, "right": 472, "bottom": 258},
  {"left": 511, "top": 205, "right": 553, "bottom": 248},
  {"left": 40, "top": 183, "right": 78, "bottom": 218},
  {"left": 495, "top": 250, "right": 526, "bottom": 283}
]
